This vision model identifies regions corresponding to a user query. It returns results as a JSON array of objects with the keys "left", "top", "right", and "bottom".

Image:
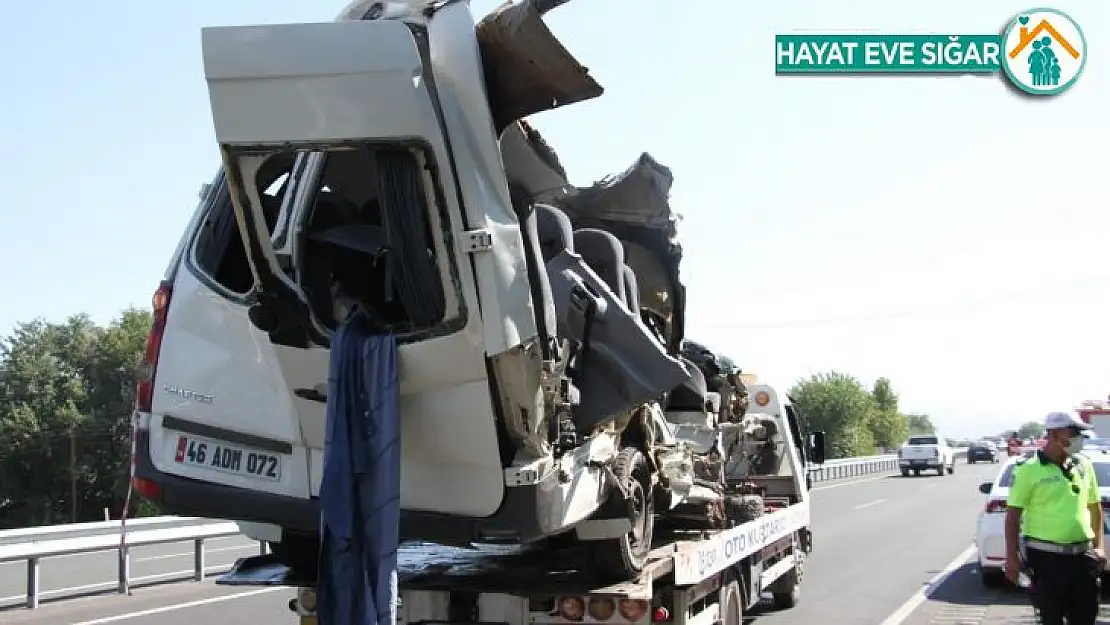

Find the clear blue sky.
[{"left": 0, "top": 0, "right": 1106, "bottom": 438}]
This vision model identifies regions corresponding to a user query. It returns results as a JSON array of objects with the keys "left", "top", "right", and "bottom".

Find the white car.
[
  {"left": 898, "top": 435, "right": 955, "bottom": 476},
  {"left": 975, "top": 451, "right": 1110, "bottom": 587}
]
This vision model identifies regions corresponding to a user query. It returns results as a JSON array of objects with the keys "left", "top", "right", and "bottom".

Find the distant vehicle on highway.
[
  {"left": 1083, "top": 436, "right": 1110, "bottom": 453},
  {"left": 898, "top": 434, "right": 956, "bottom": 477},
  {"left": 967, "top": 440, "right": 999, "bottom": 464},
  {"left": 975, "top": 452, "right": 1110, "bottom": 588}
]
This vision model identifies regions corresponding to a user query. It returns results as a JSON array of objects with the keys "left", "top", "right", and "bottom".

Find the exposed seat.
[
  {"left": 536, "top": 204, "right": 575, "bottom": 262},
  {"left": 573, "top": 228, "right": 626, "bottom": 303},
  {"left": 621, "top": 264, "right": 640, "bottom": 313}
]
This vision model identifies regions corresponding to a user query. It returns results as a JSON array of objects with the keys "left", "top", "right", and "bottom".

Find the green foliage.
[
  {"left": 1015, "top": 421, "right": 1044, "bottom": 439},
  {"left": 790, "top": 372, "right": 920, "bottom": 458},
  {"left": 0, "top": 309, "right": 152, "bottom": 529},
  {"left": 905, "top": 413, "right": 936, "bottom": 435}
]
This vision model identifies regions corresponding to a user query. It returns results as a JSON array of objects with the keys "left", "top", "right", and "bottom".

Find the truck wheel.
[
  {"left": 771, "top": 537, "right": 803, "bottom": 609},
  {"left": 721, "top": 578, "right": 744, "bottom": 625},
  {"left": 594, "top": 447, "right": 654, "bottom": 580}
]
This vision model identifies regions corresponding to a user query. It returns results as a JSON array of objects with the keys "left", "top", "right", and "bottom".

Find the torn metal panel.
[
  {"left": 557, "top": 153, "right": 677, "bottom": 231},
  {"left": 500, "top": 121, "right": 572, "bottom": 199},
  {"left": 477, "top": 0, "right": 604, "bottom": 133}
]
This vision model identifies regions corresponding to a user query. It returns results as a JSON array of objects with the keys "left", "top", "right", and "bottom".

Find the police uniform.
[{"left": 1007, "top": 449, "right": 1103, "bottom": 624}]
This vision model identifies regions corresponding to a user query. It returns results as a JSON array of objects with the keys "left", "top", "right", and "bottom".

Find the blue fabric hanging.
[{"left": 317, "top": 310, "right": 401, "bottom": 625}]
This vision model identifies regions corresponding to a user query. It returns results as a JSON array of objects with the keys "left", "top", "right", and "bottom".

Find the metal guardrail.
[
  {"left": 808, "top": 448, "right": 969, "bottom": 482},
  {"left": 1, "top": 450, "right": 968, "bottom": 609},
  {"left": 0, "top": 519, "right": 265, "bottom": 609}
]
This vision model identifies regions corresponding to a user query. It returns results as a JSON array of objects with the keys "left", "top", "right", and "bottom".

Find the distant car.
[
  {"left": 975, "top": 452, "right": 1110, "bottom": 588},
  {"left": 967, "top": 440, "right": 999, "bottom": 464},
  {"left": 898, "top": 434, "right": 955, "bottom": 476},
  {"left": 1083, "top": 437, "right": 1110, "bottom": 453}
]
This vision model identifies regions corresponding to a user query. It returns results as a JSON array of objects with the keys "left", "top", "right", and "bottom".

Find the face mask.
[{"left": 1063, "top": 435, "right": 1083, "bottom": 455}]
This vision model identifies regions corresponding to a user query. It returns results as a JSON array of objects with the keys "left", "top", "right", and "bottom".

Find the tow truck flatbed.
[{"left": 218, "top": 501, "right": 810, "bottom": 600}]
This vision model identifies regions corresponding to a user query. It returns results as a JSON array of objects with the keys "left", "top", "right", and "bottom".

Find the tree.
[
  {"left": 1016, "top": 421, "right": 1043, "bottom": 440},
  {"left": 0, "top": 309, "right": 152, "bottom": 529},
  {"left": 867, "top": 378, "right": 908, "bottom": 450},
  {"left": 789, "top": 371, "right": 876, "bottom": 458},
  {"left": 905, "top": 413, "right": 936, "bottom": 435}
]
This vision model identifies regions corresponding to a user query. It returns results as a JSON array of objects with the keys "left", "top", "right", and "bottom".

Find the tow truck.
[
  {"left": 1078, "top": 399, "right": 1110, "bottom": 439},
  {"left": 216, "top": 383, "right": 823, "bottom": 624}
]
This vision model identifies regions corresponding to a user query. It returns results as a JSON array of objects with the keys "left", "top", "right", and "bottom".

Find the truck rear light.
[
  {"left": 651, "top": 607, "right": 669, "bottom": 622},
  {"left": 985, "top": 499, "right": 1006, "bottom": 514},
  {"left": 558, "top": 597, "right": 585, "bottom": 622},
  {"left": 588, "top": 598, "right": 615, "bottom": 621},
  {"left": 619, "top": 599, "right": 649, "bottom": 622},
  {"left": 132, "top": 476, "right": 161, "bottom": 501},
  {"left": 135, "top": 281, "right": 173, "bottom": 413}
]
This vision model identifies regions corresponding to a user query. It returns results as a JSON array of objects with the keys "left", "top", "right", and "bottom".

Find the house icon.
[{"left": 1009, "top": 18, "right": 1081, "bottom": 60}]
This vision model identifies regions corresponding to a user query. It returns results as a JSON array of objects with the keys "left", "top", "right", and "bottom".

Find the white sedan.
[{"left": 974, "top": 450, "right": 1110, "bottom": 588}]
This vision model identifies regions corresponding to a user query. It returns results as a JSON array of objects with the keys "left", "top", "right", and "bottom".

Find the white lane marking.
[
  {"left": 0, "top": 564, "right": 238, "bottom": 605},
  {"left": 135, "top": 544, "right": 256, "bottom": 562},
  {"left": 878, "top": 543, "right": 976, "bottom": 625},
  {"left": 70, "top": 587, "right": 286, "bottom": 625},
  {"left": 854, "top": 498, "right": 887, "bottom": 510},
  {"left": 812, "top": 475, "right": 891, "bottom": 491}
]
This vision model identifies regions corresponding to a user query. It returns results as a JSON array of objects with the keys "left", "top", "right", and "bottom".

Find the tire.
[
  {"left": 968, "top": 458, "right": 975, "bottom": 464},
  {"left": 913, "top": 469, "right": 920, "bottom": 476},
  {"left": 721, "top": 578, "right": 744, "bottom": 625},
  {"left": 947, "top": 462, "right": 955, "bottom": 475},
  {"left": 594, "top": 447, "right": 654, "bottom": 580},
  {"left": 725, "top": 494, "right": 765, "bottom": 526},
  {"left": 981, "top": 568, "right": 1006, "bottom": 588},
  {"left": 269, "top": 532, "right": 319, "bottom": 581},
  {"left": 771, "top": 536, "right": 803, "bottom": 609},
  {"left": 900, "top": 469, "right": 910, "bottom": 477},
  {"left": 937, "top": 465, "right": 945, "bottom": 476}
]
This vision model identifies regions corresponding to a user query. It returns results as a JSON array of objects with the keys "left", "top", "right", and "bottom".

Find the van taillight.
[
  {"left": 985, "top": 500, "right": 1006, "bottom": 514},
  {"left": 135, "top": 281, "right": 172, "bottom": 413}
]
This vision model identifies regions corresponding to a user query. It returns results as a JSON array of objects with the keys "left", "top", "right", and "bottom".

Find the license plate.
[{"left": 174, "top": 435, "right": 282, "bottom": 482}]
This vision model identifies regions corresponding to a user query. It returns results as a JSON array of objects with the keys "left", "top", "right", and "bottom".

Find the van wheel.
[
  {"left": 594, "top": 447, "right": 654, "bottom": 580},
  {"left": 981, "top": 568, "right": 1006, "bottom": 588},
  {"left": 722, "top": 578, "right": 744, "bottom": 625}
]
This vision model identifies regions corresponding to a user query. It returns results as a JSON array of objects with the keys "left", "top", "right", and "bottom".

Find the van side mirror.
[
  {"left": 810, "top": 431, "right": 827, "bottom": 465},
  {"left": 978, "top": 482, "right": 993, "bottom": 495}
]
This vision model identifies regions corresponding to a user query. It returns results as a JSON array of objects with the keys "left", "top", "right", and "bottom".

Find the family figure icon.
[
  {"left": 1002, "top": 9, "right": 1086, "bottom": 95},
  {"left": 1027, "top": 37, "right": 1061, "bottom": 86}
]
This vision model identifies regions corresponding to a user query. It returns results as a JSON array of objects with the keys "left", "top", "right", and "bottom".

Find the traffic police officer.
[{"left": 1005, "top": 411, "right": 1105, "bottom": 624}]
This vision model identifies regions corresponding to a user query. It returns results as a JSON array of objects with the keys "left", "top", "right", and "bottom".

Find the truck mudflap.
[{"left": 672, "top": 501, "right": 810, "bottom": 585}]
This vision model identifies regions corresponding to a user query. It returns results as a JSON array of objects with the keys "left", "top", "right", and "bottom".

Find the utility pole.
[{"left": 69, "top": 426, "right": 78, "bottom": 523}]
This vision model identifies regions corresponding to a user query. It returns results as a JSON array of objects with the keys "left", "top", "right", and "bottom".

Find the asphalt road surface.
[{"left": 7, "top": 462, "right": 1106, "bottom": 625}]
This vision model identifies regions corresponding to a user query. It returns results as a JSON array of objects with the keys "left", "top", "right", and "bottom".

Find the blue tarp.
[{"left": 317, "top": 311, "right": 401, "bottom": 625}]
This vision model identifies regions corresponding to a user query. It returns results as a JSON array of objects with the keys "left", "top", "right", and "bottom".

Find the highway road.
[{"left": 4, "top": 462, "right": 1107, "bottom": 624}]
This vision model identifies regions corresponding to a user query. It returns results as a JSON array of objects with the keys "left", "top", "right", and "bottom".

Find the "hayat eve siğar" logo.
[{"left": 774, "top": 7, "right": 1087, "bottom": 97}]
